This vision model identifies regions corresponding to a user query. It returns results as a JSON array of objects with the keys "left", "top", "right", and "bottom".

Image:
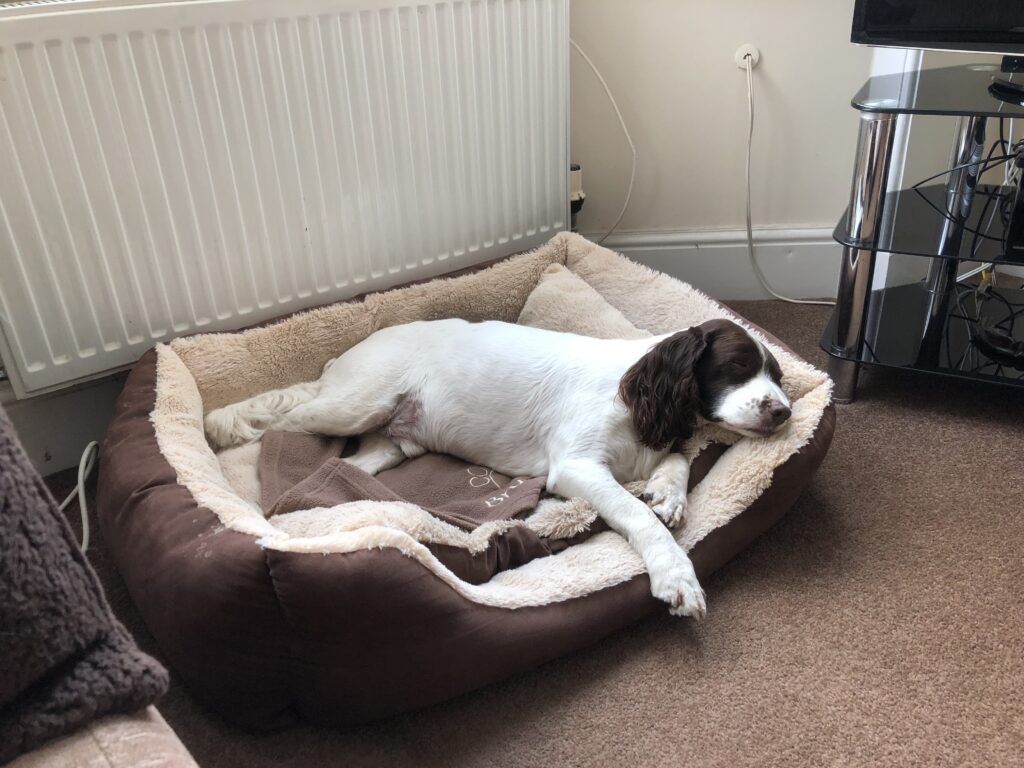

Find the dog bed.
[{"left": 97, "top": 233, "right": 834, "bottom": 729}]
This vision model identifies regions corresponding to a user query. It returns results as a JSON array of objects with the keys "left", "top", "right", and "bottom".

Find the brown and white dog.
[{"left": 205, "top": 317, "right": 791, "bottom": 617}]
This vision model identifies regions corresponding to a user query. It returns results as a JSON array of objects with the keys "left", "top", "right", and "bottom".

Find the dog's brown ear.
[{"left": 618, "top": 327, "right": 707, "bottom": 450}]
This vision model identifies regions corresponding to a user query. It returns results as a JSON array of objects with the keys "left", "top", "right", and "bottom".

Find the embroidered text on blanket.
[
  {"left": 466, "top": 466, "right": 529, "bottom": 507},
  {"left": 487, "top": 479, "right": 527, "bottom": 507}
]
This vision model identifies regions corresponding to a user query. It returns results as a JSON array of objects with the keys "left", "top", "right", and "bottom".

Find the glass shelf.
[
  {"left": 853, "top": 64, "right": 1024, "bottom": 118},
  {"left": 821, "top": 281, "right": 1024, "bottom": 390},
  {"left": 833, "top": 184, "right": 1024, "bottom": 264}
]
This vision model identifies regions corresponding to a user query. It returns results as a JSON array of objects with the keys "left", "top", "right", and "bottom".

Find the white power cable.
[
  {"left": 58, "top": 441, "right": 99, "bottom": 553},
  {"left": 743, "top": 55, "right": 834, "bottom": 306},
  {"left": 570, "top": 38, "right": 636, "bottom": 245},
  {"left": 1005, "top": 119, "right": 1014, "bottom": 185}
]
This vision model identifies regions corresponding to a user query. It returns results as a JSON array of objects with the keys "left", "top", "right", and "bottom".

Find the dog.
[{"left": 205, "top": 317, "right": 791, "bottom": 617}]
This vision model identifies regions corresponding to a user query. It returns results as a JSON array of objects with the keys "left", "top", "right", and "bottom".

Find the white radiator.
[{"left": 0, "top": 0, "right": 569, "bottom": 396}]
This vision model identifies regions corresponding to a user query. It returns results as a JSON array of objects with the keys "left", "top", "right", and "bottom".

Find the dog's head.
[{"left": 618, "top": 318, "right": 791, "bottom": 449}]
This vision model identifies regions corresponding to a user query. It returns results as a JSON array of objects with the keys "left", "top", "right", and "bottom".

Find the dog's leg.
[
  {"left": 206, "top": 378, "right": 400, "bottom": 449},
  {"left": 549, "top": 459, "right": 705, "bottom": 618},
  {"left": 643, "top": 453, "right": 690, "bottom": 528},
  {"left": 344, "top": 432, "right": 407, "bottom": 475},
  {"left": 205, "top": 382, "right": 320, "bottom": 449},
  {"left": 274, "top": 392, "right": 395, "bottom": 439}
]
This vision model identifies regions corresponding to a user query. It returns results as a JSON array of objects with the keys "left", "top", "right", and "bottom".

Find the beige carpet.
[{"left": 52, "top": 301, "right": 1024, "bottom": 767}]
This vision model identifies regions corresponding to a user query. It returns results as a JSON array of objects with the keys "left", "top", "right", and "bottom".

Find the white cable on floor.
[
  {"left": 58, "top": 441, "right": 99, "bottom": 553},
  {"left": 743, "top": 56, "right": 835, "bottom": 306},
  {"left": 570, "top": 38, "right": 636, "bottom": 245}
]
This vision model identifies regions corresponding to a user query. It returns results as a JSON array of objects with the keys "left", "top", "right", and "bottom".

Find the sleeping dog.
[{"left": 205, "top": 317, "right": 791, "bottom": 618}]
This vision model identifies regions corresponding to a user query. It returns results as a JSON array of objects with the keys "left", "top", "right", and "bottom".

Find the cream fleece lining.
[{"left": 150, "top": 233, "right": 831, "bottom": 609}]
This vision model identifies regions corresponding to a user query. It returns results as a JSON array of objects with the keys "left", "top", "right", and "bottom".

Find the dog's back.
[{"left": 319, "top": 319, "right": 644, "bottom": 476}]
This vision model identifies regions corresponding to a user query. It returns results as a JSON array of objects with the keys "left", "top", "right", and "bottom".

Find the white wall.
[
  {"left": 570, "top": 0, "right": 872, "bottom": 236},
  {"left": 570, "top": 3, "right": 1020, "bottom": 298}
]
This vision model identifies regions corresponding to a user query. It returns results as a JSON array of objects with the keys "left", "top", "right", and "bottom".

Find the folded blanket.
[{"left": 0, "top": 407, "right": 168, "bottom": 764}]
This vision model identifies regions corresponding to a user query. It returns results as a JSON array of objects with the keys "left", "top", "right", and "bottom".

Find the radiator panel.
[{"left": 0, "top": 0, "right": 568, "bottom": 395}]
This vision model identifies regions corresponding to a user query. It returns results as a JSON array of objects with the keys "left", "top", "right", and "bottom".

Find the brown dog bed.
[{"left": 97, "top": 233, "right": 834, "bottom": 729}]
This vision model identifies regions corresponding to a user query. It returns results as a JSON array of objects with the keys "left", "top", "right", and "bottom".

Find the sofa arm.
[{"left": 7, "top": 707, "right": 197, "bottom": 768}]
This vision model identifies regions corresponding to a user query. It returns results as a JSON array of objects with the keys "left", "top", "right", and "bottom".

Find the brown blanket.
[
  {"left": 259, "top": 432, "right": 552, "bottom": 583},
  {"left": 260, "top": 432, "right": 547, "bottom": 527}
]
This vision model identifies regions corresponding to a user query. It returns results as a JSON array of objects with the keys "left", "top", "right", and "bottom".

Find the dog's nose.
[{"left": 767, "top": 401, "right": 791, "bottom": 426}]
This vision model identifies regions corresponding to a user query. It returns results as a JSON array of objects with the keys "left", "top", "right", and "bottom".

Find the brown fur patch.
[{"left": 386, "top": 395, "right": 423, "bottom": 441}]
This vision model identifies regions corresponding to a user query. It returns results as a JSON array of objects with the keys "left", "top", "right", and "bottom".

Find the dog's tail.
[{"left": 204, "top": 381, "right": 320, "bottom": 450}]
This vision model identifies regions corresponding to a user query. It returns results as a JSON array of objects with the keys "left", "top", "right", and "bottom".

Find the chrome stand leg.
[
  {"left": 829, "top": 112, "right": 899, "bottom": 403},
  {"left": 827, "top": 357, "right": 861, "bottom": 405}
]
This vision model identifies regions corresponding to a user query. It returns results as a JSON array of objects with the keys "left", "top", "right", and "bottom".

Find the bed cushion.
[{"left": 97, "top": 233, "right": 834, "bottom": 728}]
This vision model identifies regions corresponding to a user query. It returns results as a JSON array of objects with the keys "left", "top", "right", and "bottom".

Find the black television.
[{"left": 851, "top": 0, "right": 1024, "bottom": 55}]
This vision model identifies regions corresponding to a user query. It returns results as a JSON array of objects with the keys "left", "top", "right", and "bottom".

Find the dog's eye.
[{"left": 728, "top": 360, "right": 748, "bottom": 370}]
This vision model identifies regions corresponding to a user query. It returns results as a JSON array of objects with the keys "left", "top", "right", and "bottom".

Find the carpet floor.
[{"left": 48, "top": 300, "right": 1024, "bottom": 767}]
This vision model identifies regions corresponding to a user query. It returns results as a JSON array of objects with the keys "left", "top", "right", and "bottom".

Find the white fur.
[
  {"left": 205, "top": 318, "right": 789, "bottom": 618},
  {"left": 644, "top": 453, "right": 690, "bottom": 528}
]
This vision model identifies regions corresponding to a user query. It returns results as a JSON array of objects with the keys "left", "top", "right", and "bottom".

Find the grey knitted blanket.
[{"left": 0, "top": 406, "right": 168, "bottom": 764}]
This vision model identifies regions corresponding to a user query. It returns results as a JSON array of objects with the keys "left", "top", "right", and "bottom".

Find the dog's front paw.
[
  {"left": 649, "top": 555, "right": 706, "bottom": 619},
  {"left": 643, "top": 476, "right": 688, "bottom": 528}
]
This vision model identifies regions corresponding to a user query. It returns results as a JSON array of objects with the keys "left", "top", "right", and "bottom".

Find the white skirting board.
[
  {"left": 2, "top": 375, "right": 125, "bottom": 476},
  {"left": 595, "top": 228, "right": 841, "bottom": 302}
]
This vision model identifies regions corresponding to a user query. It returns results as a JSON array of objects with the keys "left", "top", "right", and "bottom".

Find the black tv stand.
[{"left": 822, "top": 64, "right": 1024, "bottom": 402}]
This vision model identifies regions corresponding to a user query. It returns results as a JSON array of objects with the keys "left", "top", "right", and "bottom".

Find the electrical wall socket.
[{"left": 734, "top": 44, "right": 760, "bottom": 69}]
